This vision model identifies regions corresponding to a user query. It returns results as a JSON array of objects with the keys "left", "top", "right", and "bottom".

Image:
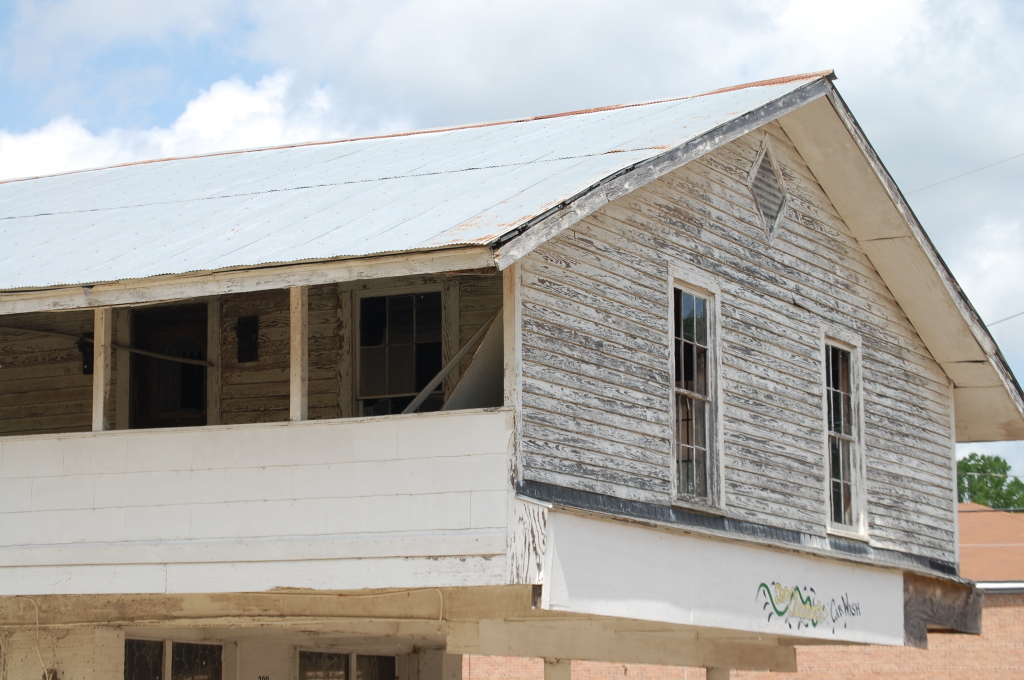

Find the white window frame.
[
  {"left": 668, "top": 264, "right": 724, "bottom": 510},
  {"left": 746, "top": 135, "right": 789, "bottom": 240},
  {"left": 820, "top": 326, "right": 867, "bottom": 539}
]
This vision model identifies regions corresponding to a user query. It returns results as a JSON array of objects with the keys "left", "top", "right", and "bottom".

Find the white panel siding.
[
  {"left": 518, "top": 120, "right": 955, "bottom": 562},
  {"left": 0, "top": 408, "right": 513, "bottom": 594}
]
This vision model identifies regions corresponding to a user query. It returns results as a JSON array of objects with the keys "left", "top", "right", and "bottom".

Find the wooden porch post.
[
  {"left": 91, "top": 307, "right": 113, "bottom": 432},
  {"left": 290, "top": 286, "right": 309, "bottom": 421}
]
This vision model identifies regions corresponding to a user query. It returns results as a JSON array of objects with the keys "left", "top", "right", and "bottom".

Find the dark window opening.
[
  {"left": 358, "top": 292, "right": 443, "bottom": 416},
  {"left": 125, "top": 639, "right": 164, "bottom": 680},
  {"left": 172, "top": 643, "right": 222, "bottom": 680},
  {"left": 297, "top": 653, "right": 395, "bottom": 680},
  {"left": 124, "top": 641, "right": 222, "bottom": 680},
  {"left": 131, "top": 304, "right": 208, "bottom": 429},
  {"left": 236, "top": 315, "right": 259, "bottom": 363},
  {"left": 78, "top": 332, "right": 94, "bottom": 375}
]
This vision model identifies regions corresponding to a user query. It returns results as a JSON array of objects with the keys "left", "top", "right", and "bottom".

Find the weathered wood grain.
[{"left": 517, "top": 123, "right": 957, "bottom": 562}]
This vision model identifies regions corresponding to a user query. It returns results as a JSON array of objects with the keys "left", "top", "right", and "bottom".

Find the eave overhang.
[{"left": 776, "top": 85, "right": 1024, "bottom": 442}]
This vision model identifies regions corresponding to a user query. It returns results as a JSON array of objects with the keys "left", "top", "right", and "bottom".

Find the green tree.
[{"left": 957, "top": 453, "right": 1024, "bottom": 509}]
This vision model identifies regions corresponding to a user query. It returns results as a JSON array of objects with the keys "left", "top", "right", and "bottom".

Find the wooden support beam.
[
  {"left": 290, "top": 286, "right": 309, "bottom": 421},
  {"left": 446, "top": 619, "right": 796, "bottom": 673},
  {"left": 91, "top": 307, "right": 113, "bottom": 432},
  {"left": 207, "top": 298, "right": 222, "bottom": 425},
  {"left": 114, "top": 309, "right": 131, "bottom": 430}
]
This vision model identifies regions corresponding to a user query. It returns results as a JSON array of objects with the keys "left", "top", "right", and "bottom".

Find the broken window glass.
[{"left": 359, "top": 292, "right": 444, "bottom": 416}]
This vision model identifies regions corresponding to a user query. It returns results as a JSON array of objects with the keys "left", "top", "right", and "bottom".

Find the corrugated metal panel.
[{"left": 0, "top": 74, "right": 826, "bottom": 291}]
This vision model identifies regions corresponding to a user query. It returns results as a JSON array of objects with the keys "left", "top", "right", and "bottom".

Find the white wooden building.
[{"left": 1, "top": 71, "right": 1021, "bottom": 680}]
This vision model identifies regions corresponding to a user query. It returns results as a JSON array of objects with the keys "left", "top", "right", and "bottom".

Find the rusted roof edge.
[
  {"left": 0, "top": 71, "right": 835, "bottom": 187},
  {"left": 492, "top": 75, "right": 833, "bottom": 269}
]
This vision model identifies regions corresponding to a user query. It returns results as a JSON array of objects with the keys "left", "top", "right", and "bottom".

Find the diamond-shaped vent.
[{"left": 751, "top": 151, "right": 785, "bottom": 232}]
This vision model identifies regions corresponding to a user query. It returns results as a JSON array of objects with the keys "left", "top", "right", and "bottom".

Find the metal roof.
[{"left": 0, "top": 73, "right": 830, "bottom": 291}]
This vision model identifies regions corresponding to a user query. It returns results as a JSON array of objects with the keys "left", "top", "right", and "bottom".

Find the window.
[
  {"left": 673, "top": 287, "right": 715, "bottom": 501},
  {"left": 131, "top": 304, "right": 207, "bottom": 429},
  {"left": 358, "top": 291, "right": 443, "bottom": 416},
  {"left": 298, "top": 652, "right": 396, "bottom": 680},
  {"left": 236, "top": 315, "right": 259, "bottom": 363},
  {"left": 124, "top": 640, "right": 222, "bottom": 680},
  {"left": 825, "top": 343, "right": 857, "bottom": 527}
]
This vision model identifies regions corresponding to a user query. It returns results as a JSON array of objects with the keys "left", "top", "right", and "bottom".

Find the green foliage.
[{"left": 957, "top": 453, "right": 1024, "bottom": 509}]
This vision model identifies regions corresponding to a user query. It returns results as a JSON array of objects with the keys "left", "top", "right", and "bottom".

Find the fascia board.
[
  {"left": 492, "top": 77, "right": 834, "bottom": 270},
  {"left": 777, "top": 85, "right": 1024, "bottom": 442}
]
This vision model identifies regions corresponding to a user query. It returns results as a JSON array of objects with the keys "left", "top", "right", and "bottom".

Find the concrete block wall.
[{"left": 1, "top": 626, "right": 123, "bottom": 680}]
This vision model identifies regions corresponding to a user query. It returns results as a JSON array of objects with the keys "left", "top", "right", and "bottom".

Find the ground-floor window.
[
  {"left": 124, "top": 639, "right": 222, "bottom": 680},
  {"left": 298, "top": 651, "right": 395, "bottom": 680}
]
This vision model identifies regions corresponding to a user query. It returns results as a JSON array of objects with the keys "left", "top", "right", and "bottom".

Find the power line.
[
  {"left": 989, "top": 310, "right": 1024, "bottom": 327},
  {"left": 906, "top": 150, "right": 1024, "bottom": 195}
]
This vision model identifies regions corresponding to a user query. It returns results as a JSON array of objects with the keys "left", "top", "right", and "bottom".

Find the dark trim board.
[{"left": 518, "top": 480, "right": 958, "bottom": 577}]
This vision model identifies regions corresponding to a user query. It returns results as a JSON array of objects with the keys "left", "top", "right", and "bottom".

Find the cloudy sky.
[{"left": 1, "top": 0, "right": 1022, "bottom": 472}]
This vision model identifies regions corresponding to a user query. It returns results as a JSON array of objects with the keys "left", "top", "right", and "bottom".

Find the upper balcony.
[{"left": 0, "top": 407, "right": 514, "bottom": 595}]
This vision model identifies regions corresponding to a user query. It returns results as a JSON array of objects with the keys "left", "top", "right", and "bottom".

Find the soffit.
[{"left": 778, "top": 92, "right": 1024, "bottom": 442}]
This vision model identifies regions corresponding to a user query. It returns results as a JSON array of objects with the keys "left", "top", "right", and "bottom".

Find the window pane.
[
  {"left": 840, "top": 438, "right": 852, "bottom": 482},
  {"left": 693, "top": 345, "right": 707, "bottom": 397},
  {"left": 387, "top": 344, "right": 415, "bottom": 394},
  {"left": 694, "top": 296, "right": 707, "bottom": 346},
  {"left": 171, "top": 643, "right": 221, "bottom": 680},
  {"left": 125, "top": 639, "right": 163, "bottom": 680},
  {"left": 683, "top": 293, "right": 695, "bottom": 342},
  {"left": 357, "top": 657, "right": 396, "bottom": 680},
  {"left": 693, "top": 399, "right": 706, "bottom": 449},
  {"left": 836, "top": 348, "right": 851, "bottom": 394},
  {"left": 299, "top": 652, "right": 348, "bottom": 680},
  {"left": 831, "top": 480, "right": 845, "bottom": 524},
  {"left": 387, "top": 295, "right": 414, "bottom": 345},
  {"left": 676, "top": 394, "right": 692, "bottom": 446},
  {"left": 415, "top": 292, "right": 442, "bottom": 343},
  {"left": 683, "top": 341, "right": 695, "bottom": 392},
  {"left": 841, "top": 392, "right": 853, "bottom": 436},
  {"left": 829, "top": 436, "right": 842, "bottom": 481},
  {"left": 415, "top": 341, "right": 442, "bottom": 392},
  {"left": 694, "top": 447, "right": 707, "bottom": 498},
  {"left": 360, "top": 297, "right": 387, "bottom": 347},
  {"left": 360, "top": 346, "right": 386, "bottom": 397}
]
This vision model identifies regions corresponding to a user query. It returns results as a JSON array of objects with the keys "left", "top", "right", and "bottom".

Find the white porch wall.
[{"left": 0, "top": 408, "right": 512, "bottom": 595}]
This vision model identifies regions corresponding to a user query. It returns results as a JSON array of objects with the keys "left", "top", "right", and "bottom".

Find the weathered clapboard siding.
[
  {"left": 518, "top": 120, "right": 955, "bottom": 561},
  {"left": 0, "top": 310, "right": 115, "bottom": 436},
  {"left": 221, "top": 289, "right": 291, "bottom": 424}
]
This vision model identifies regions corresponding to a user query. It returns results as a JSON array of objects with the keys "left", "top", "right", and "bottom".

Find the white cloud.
[{"left": 0, "top": 71, "right": 408, "bottom": 180}]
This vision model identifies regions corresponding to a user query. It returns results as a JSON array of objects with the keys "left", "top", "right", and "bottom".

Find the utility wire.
[
  {"left": 989, "top": 310, "right": 1024, "bottom": 327},
  {"left": 906, "top": 150, "right": 1024, "bottom": 195}
]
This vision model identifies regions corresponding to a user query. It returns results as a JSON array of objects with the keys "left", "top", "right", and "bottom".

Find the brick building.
[{"left": 460, "top": 504, "right": 1024, "bottom": 680}]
